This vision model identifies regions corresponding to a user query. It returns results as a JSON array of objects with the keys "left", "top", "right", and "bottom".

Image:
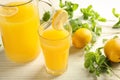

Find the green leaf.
[
  {"left": 84, "top": 59, "right": 91, "bottom": 68},
  {"left": 98, "top": 17, "right": 106, "bottom": 22},
  {"left": 69, "top": 18, "right": 82, "bottom": 32},
  {"left": 84, "top": 52, "right": 95, "bottom": 69},
  {"left": 95, "top": 12, "right": 100, "bottom": 19},
  {"left": 81, "top": 5, "right": 93, "bottom": 17},
  {"left": 89, "top": 64, "right": 95, "bottom": 73},
  {"left": 81, "top": 23, "right": 90, "bottom": 29},
  {"left": 112, "top": 19, "right": 120, "bottom": 28},
  {"left": 113, "top": 35, "right": 119, "bottom": 39},
  {"left": 87, "top": 5, "right": 92, "bottom": 11},
  {"left": 59, "top": 0, "right": 64, "bottom": 8},
  {"left": 91, "top": 32, "right": 97, "bottom": 44},
  {"left": 95, "top": 26, "right": 102, "bottom": 36},
  {"left": 60, "top": 1, "right": 79, "bottom": 18},
  {"left": 80, "top": 5, "right": 106, "bottom": 22},
  {"left": 98, "top": 55, "right": 106, "bottom": 66},
  {"left": 112, "top": 8, "right": 120, "bottom": 18},
  {"left": 95, "top": 70, "right": 100, "bottom": 76},
  {"left": 72, "top": 4, "right": 79, "bottom": 11},
  {"left": 91, "top": 21, "right": 96, "bottom": 31},
  {"left": 102, "top": 38, "right": 108, "bottom": 43},
  {"left": 85, "top": 44, "right": 92, "bottom": 52},
  {"left": 96, "top": 47, "right": 103, "bottom": 55},
  {"left": 65, "top": 9, "right": 73, "bottom": 18},
  {"left": 42, "top": 11, "right": 51, "bottom": 22},
  {"left": 112, "top": 8, "right": 120, "bottom": 29},
  {"left": 85, "top": 52, "right": 96, "bottom": 61},
  {"left": 84, "top": 47, "right": 112, "bottom": 77},
  {"left": 80, "top": 5, "right": 106, "bottom": 44}
]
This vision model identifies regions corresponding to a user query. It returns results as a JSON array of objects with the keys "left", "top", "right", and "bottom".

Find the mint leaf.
[
  {"left": 59, "top": 0, "right": 79, "bottom": 18},
  {"left": 59, "top": 0, "right": 64, "bottom": 8},
  {"left": 80, "top": 5, "right": 106, "bottom": 22},
  {"left": 69, "top": 18, "right": 82, "bottom": 32},
  {"left": 112, "top": 19, "right": 120, "bottom": 28},
  {"left": 42, "top": 11, "right": 50, "bottom": 22},
  {"left": 103, "top": 38, "right": 108, "bottom": 43},
  {"left": 112, "top": 8, "right": 120, "bottom": 28},
  {"left": 72, "top": 4, "right": 79, "bottom": 11},
  {"left": 98, "top": 17, "right": 106, "bottom": 22},
  {"left": 95, "top": 26, "right": 102, "bottom": 36},
  {"left": 112, "top": 8, "right": 120, "bottom": 18}
]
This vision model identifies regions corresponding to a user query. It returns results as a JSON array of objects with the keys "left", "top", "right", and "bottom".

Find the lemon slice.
[
  {"left": 0, "top": 6, "right": 18, "bottom": 17},
  {"left": 52, "top": 9, "right": 68, "bottom": 30}
]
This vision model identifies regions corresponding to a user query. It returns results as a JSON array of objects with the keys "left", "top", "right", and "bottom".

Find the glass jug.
[{"left": 0, "top": 0, "right": 41, "bottom": 63}]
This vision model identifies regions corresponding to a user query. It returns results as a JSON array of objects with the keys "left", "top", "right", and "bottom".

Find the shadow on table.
[
  {"left": 69, "top": 46, "right": 84, "bottom": 57},
  {"left": 30, "top": 66, "right": 57, "bottom": 80},
  {"left": 0, "top": 49, "right": 57, "bottom": 80}
]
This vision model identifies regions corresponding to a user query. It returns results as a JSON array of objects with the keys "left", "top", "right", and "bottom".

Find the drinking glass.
[{"left": 39, "top": 22, "right": 72, "bottom": 75}]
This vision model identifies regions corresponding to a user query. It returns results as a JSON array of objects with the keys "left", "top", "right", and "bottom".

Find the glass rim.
[
  {"left": 0, "top": 0, "right": 33, "bottom": 7},
  {"left": 39, "top": 22, "right": 72, "bottom": 41}
]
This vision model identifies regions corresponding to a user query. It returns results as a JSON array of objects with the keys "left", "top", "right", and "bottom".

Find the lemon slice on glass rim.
[
  {"left": 0, "top": 6, "right": 18, "bottom": 17},
  {"left": 52, "top": 9, "right": 68, "bottom": 30}
]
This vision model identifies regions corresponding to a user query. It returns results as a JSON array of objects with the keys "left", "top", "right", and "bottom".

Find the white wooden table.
[{"left": 0, "top": 0, "right": 120, "bottom": 80}]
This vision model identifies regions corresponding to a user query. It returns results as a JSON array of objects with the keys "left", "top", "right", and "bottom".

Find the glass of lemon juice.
[
  {"left": 39, "top": 10, "right": 72, "bottom": 75},
  {"left": 0, "top": 0, "right": 41, "bottom": 63}
]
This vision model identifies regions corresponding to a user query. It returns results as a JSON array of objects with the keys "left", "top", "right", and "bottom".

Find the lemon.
[
  {"left": 72, "top": 28, "right": 92, "bottom": 49},
  {"left": 104, "top": 38, "right": 120, "bottom": 62},
  {"left": 52, "top": 9, "right": 68, "bottom": 30},
  {"left": 0, "top": 2, "right": 36, "bottom": 22},
  {"left": 0, "top": 6, "right": 18, "bottom": 17}
]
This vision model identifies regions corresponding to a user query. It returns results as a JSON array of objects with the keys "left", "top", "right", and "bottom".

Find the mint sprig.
[
  {"left": 112, "top": 8, "right": 120, "bottom": 29},
  {"left": 59, "top": 0, "right": 79, "bottom": 18},
  {"left": 84, "top": 47, "right": 111, "bottom": 76}
]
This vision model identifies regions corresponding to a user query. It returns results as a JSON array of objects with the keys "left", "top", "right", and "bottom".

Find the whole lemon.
[
  {"left": 72, "top": 28, "right": 92, "bottom": 48},
  {"left": 104, "top": 38, "right": 120, "bottom": 62}
]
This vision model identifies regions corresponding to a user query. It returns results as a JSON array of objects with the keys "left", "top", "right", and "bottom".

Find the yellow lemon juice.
[
  {"left": 39, "top": 27, "right": 70, "bottom": 75},
  {"left": 0, "top": 1, "right": 41, "bottom": 63}
]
